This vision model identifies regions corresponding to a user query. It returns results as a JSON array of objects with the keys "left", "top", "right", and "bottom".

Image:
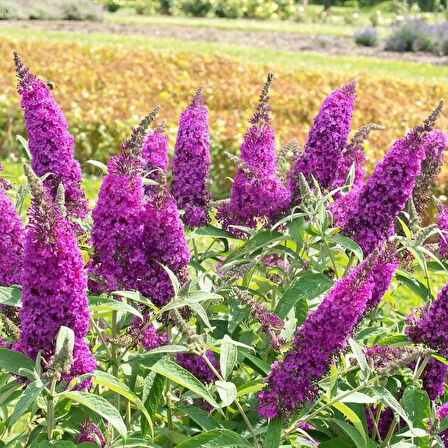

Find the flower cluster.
[
  {"left": 218, "top": 74, "right": 290, "bottom": 234},
  {"left": 257, "top": 254, "right": 377, "bottom": 418},
  {"left": 288, "top": 81, "right": 356, "bottom": 205},
  {"left": 142, "top": 119, "right": 170, "bottom": 195},
  {"left": 171, "top": 88, "right": 211, "bottom": 227},
  {"left": 0, "top": 164, "right": 25, "bottom": 287},
  {"left": 412, "top": 130, "right": 448, "bottom": 217},
  {"left": 406, "top": 282, "right": 448, "bottom": 355},
  {"left": 20, "top": 166, "right": 95, "bottom": 388},
  {"left": 366, "top": 247, "right": 399, "bottom": 310},
  {"left": 332, "top": 123, "right": 383, "bottom": 193},
  {"left": 342, "top": 104, "right": 443, "bottom": 254},
  {"left": 138, "top": 186, "right": 190, "bottom": 307},
  {"left": 436, "top": 402, "right": 448, "bottom": 447},
  {"left": 420, "top": 357, "right": 447, "bottom": 400},
  {"left": 439, "top": 203, "right": 448, "bottom": 259},
  {"left": 14, "top": 53, "right": 88, "bottom": 222},
  {"left": 88, "top": 154, "right": 145, "bottom": 293},
  {"left": 176, "top": 350, "right": 219, "bottom": 384},
  {"left": 232, "top": 287, "right": 285, "bottom": 350},
  {"left": 75, "top": 420, "right": 105, "bottom": 447},
  {"left": 131, "top": 315, "right": 169, "bottom": 350}
]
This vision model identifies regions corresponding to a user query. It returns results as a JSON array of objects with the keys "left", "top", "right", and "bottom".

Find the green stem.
[
  {"left": 111, "top": 310, "right": 120, "bottom": 410},
  {"left": 324, "top": 237, "right": 339, "bottom": 279},
  {"left": 125, "top": 398, "right": 131, "bottom": 430},
  {"left": 165, "top": 381, "right": 174, "bottom": 431},
  {"left": 196, "top": 348, "right": 260, "bottom": 448},
  {"left": 422, "top": 258, "right": 432, "bottom": 299},
  {"left": 367, "top": 405, "right": 382, "bottom": 443},
  {"left": 90, "top": 316, "right": 113, "bottom": 359},
  {"left": 413, "top": 355, "right": 430, "bottom": 384},
  {"left": 380, "top": 416, "right": 399, "bottom": 447},
  {"left": 47, "top": 379, "right": 57, "bottom": 440},
  {"left": 343, "top": 253, "right": 356, "bottom": 277}
]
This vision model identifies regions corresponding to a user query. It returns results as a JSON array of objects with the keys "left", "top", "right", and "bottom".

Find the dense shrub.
[
  {"left": 132, "top": 0, "right": 298, "bottom": 19},
  {"left": 0, "top": 0, "right": 104, "bottom": 20},
  {"left": 354, "top": 26, "right": 379, "bottom": 46},
  {"left": 386, "top": 19, "right": 448, "bottom": 54}
]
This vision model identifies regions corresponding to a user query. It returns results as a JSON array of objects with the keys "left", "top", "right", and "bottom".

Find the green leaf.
[
  {"left": 175, "top": 429, "right": 251, "bottom": 447},
  {"left": 92, "top": 371, "right": 153, "bottom": 437},
  {"left": 236, "top": 379, "right": 264, "bottom": 397},
  {"left": 348, "top": 338, "right": 368, "bottom": 375},
  {"left": 331, "top": 235, "right": 363, "bottom": 261},
  {"left": 84, "top": 159, "right": 107, "bottom": 173},
  {"left": 16, "top": 135, "right": 31, "bottom": 161},
  {"left": 188, "top": 225, "right": 236, "bottom": 240},
  {"left": 215, "top": 381, "right": 237, "bottom": 407},
  {"left": 177, "top": 405, "right": 221, "bottom": 431},
  {"left": 149, "top": 357, "right": 220, "bottom": 410},
  {"left": 372, "top": 386, "right": 413, "bottom": 428},
  {"left": 332, "top": 402, "right": 367, "bottom": 445},
  {"left": 0, "top": 286, "right": 22, "bottom": 307},
  {"left": 89, "top": 295, "right": 143, "bottom": 319},
  {"left": 275, "top": 272, "right": 333, "bottom": 319},
  {"left": 141, "top": 372, "right": 165, "bottom": 436},
  {"left": 227, "top": 295, "right": 250, "bottom": 333},
  {"left": 110, "top": 440, "right": 161, "bottom": 448},
  {"left": 38, "top": 442, "right": 77, "bottom": 448},
  {"left": 318, "top": 436, "right": 355, "bottom": 448},
  {"left": 329, "top": 418, "right": 367, "bottom": 448},
  {"left": 0, "top": 348, "right": 34, "bottom": 376},
  {"left": 339, "top": 392, "right": 376, "bottom": 404},
  {"left": 63, "top": 391, "right": 127, "bottom": 439},
  {"left": 54, "top": 326, "right": 74, "bottom": 358},
  {"left": 241, "top": 352, "right": 270, "bottom": 374},
  {"left": 265, "top": 416, "right": 282, "bottom": 448},
  {"left": 402, "top": 386, "right": 430, "bottom": 430},
  {"left": 396, "top": 272, "right": 430, "bottom": 302},
  {"left": 220, "top": 335, "right": 238, "bottom": 380},
  {"left": 8, "top": 380, "right": 46, "bottom": 428},
  {"left": 377, "top": 334, "right": 410, "bottom": 347},
  {"left": 129, "top": 345, "right": 187, "bottom": 365}
]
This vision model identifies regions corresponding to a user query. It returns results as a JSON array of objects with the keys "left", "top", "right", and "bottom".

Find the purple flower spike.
[
  {"left": 88, "top": 154, "right": 145, "bottom": 293},
  {"left": 436, "top": 402, "right": 448, "bottom": 447},
  {"left": 218, "top": 74, "right": 290, "bottom": 234},
  {"left": 89, "top": 107, "right": 160, "bottom": 293},
  {"left": 172, "top": 88, "right": 211, "bottom": 227},
  {"left": 14, "top": 52, "right": 88, "bottom": 222},
  {"left": 366, "top": 246, "right": 398, "bottom": 310},
  {"left": 406, "top": 281, "right": 448, "bottom": 356},
  {"left": 176, "top": 350, "right": 219, "bottom": 384},
  {"left": 342, "top": 103, "right": 443, "bottom": 254},
  {"left": 142, "top": 119, "right": 170, "bottom": 196},
  {"left": 288, "top": 81, "right": 356, "bottom": 205},
  {"left": 138, "top": 187, "right": 190, "bottom": 307},
  {"left": 257, "top": 253, "right": 378, "bottom": 419},
  {"left": 413, "top": 130, "right": 447, "bottom": 217},
  {"left": 420, "top": 357, "right": 447, "bottom": 400},
  {"left": 438, "top": 203, "right": 448, "bottom": 259},
  {"left": 20, "top": 166, "right": 95, "bottom": 388},
  {"left": 0, "top": 164, "right": 25, "bottom": 286}
]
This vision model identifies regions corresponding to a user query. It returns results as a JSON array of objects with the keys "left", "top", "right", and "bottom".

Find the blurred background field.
[{"left": 0, "top": 0, "right": 448, "bottom": 200}]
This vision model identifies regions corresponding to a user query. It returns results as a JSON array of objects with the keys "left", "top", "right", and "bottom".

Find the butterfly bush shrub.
[{"left": 1, "top": 54, "right": 448, "bottom": 448}]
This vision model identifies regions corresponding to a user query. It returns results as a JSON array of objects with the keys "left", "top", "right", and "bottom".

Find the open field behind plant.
[{"left": 0, "top": 26, "right": 447, "bottom": 198}]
